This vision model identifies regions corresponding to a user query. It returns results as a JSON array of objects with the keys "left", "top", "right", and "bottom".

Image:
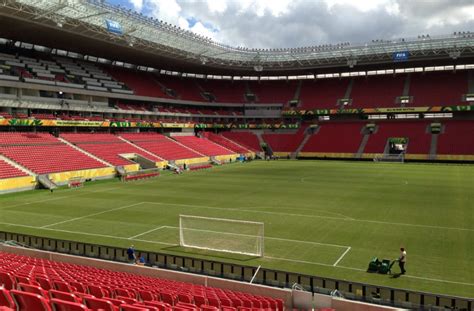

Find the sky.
[{"left": 107, "top": 0, "right": 474, "bottom": 48}]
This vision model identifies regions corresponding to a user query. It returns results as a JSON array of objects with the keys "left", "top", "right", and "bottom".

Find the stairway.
[
  {"left": 293, "top": 133, "right": 312, "bottom": 159},
  {"left": 194, "top": 80, "right": 208, "bottom": 101},
  {"left": 402, "top": 73, "right": 411, "bottom": 96},
  {"left": 37, "top": 174, "right": 57, "bottom": 190},
  {"left": 428, "top": 134, "right": 439, "bottom": 161},
  {"left": 118, "top": 137, "right": 164, "bottom": 162},
  {"left": 166, "top": 135, "right": 207, "bottom": 157},
  {"left": 468, "top": 70, "right": 474, "bottom": 93},
  {"left": 133, "top": 155, "right": 158, "bottom": 169},
  {"left": 293, "top": 80, "right": 303, "bottom": 102},
  {"left": 254, "top": 131, "right": 266, "bottom": 150},
  {"left": 58, "top": 138, "right": 112, "bottom": 167},
  {"left": 343, "top": 79, "right": 354, "bottom": 100},
  {"left": 0, "top": 154, "right": 34, "bottom": 176},
  {"left": 356, "top": 134, "right": 370, "bottom": 158}
]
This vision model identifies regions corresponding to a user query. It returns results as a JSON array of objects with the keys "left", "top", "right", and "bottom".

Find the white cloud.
[
  {"left": 126, "top": 0, "right": 474, "bottom": 49},
  {"left": 146, "top": 0, "right": 182, "bottom": 25},
  {"left": 385, "top": 2, "right": 400, "bottom": 16},
  {"left": 128, "top": 0, "right": 143, "bottom": 11},
  {"left": 324, "top": 0, "right": 389, "bottom": 12},
  {"left": 206, "top": 0, "right": 228, "bottom": 14},
  {"left": 235, "top": 0, "right": 292, "bottom": 17},
  {"left": 189, "top": 21, "right": 218, "bottom": 40}
]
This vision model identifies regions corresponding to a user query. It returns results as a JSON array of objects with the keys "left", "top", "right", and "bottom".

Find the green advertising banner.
[
  {"left": 0, "top": 118, "right": 299, "bottom": 130},
  {"left": 282, "top": 104, "right": 474, "bottom": 116}
]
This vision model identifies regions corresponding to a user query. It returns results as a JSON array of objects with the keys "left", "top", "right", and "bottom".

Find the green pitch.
[{"left": 0, "top": 160, "right": 473, "bottom": 298}]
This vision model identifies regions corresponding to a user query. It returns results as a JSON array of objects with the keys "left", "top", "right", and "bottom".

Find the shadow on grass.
[
  {"left": 390, "top": 273, "right": 403, "bottom": 279},
  {"left": 161, "top": 245, "right": 260, "bottom": 262}
]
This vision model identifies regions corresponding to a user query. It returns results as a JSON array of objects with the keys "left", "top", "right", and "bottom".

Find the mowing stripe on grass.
[
  {"left": 0, "top": 221, "right": 176, "bottom": 246},
  {"left": 134, "top": 225, "right": 351, "bottom": 249},
  {"left": 1, "top": 186, "right": 123, "bottom": 210},
  {"left": 41, "top": 202, "right": 145, "bottom": 228},
  {"left": 0, "top": 220, "right": 473, "bottom": 287},
  {"left": 143, "top": 202, "right": 474, "bottom": 232}
]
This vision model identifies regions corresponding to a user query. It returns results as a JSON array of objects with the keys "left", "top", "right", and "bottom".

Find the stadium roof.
[{"left": 0, "top": 0, "right": 473, "bottom": 76}]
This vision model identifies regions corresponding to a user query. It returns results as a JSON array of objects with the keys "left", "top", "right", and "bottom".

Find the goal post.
[{"left": 179, "top": 215, "right": 264, "bottom": 257}]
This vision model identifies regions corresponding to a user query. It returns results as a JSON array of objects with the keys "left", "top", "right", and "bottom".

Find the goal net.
[{"left": 179, "top": 215, "right": 264, "bottom": 257}]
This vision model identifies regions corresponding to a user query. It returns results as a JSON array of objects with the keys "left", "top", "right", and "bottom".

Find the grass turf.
[{"left": 0, "top": 160, "right": 472, "bottom": 298}]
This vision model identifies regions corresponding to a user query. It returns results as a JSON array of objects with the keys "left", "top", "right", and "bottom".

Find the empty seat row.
[{"left": 0, "top": 251, "right": 284, "bottom": 311}]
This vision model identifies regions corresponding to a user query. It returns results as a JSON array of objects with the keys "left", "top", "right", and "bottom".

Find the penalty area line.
[
  {"left": 0, "top": 221, "right": 473, "bottom": 287},
  {"left": 41, "top": 202, "right": 145, "bottom": 229},
  {"left": 0, "top": 221, "right": 176, "bottom": 246},
  {"left": 333, "top": 246, "right": 351, "bottom": 266},
  {"left": 128, "top": 226, "right": 168, "bottom": 240}
]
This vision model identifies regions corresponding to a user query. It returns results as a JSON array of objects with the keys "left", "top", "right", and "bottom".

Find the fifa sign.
[
  {"left": 393, "top": 51, "right": 409, "bottom": 62},
  {"left": 105, "top": 19, "right": 123, "bottom": 35}
]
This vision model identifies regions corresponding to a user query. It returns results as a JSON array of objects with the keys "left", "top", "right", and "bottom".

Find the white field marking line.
[
  {"left": 1, "top": 221, "right": 473, "bottom": 287},
  {"left": 128, "top": 226, "right": 166, "bottom": 240},
  {"left": 41, "top": 202, "right": 145, "bottom": 228},
  {"left": 333, "top": 247, "right": 351, "bottom": 266},
  {"left": 1, "top": 186, "right": 123, "bottom": 210},
  {"left": 142, "top": 202, "right": 474, "bottom": 232},
  {"left": 247, "top": 205, "right": 354, "bottom": 220},
  {"left": 150, "top": 225, "right": 349, "bottom": 249},
  {"left": 266, "top": 257, "right": 474, "bottom": 287},
  {"left": 0, "top": 221, "right": 176, "bottom": 246}
]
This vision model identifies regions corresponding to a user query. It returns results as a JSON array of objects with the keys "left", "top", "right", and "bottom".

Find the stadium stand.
[
  {"left": 298, "top": 79, "right": 349, "bottom": 109},
  {"left": 262, "top": 127, "right": 307, "bottom": 154},
  {"left": 350, "top": 75, "right": 405, "bottom": 108},
  {"left": 221, "top": 132, "right": 262, "bottom": 152},
  {"left": 104, "top": 67, "right": 169, "bottom": 98},
  {"left": 119, "top": 133, "right": 203, "bottom": 161},
  {"left": 248, "top": 80, "right": 298, "bottom": 104},
  {"left": 201, "top": 132, "right": 252, "bottom": 155},
  {"left": 0, "top": 158, "right": 28, "bottom": 179},
  {"left": 0, "top": 133, "right": 107, "bottom": 174},
  {"left": 301, "top": 122, "right": 364, "bottom": 155},
  {"left": 173, "top": 135, "right": 235, "bottom": 157},
  {"left": 0, "top": 51, "right": 130, "bottom": 93},
  {"left": 409, "top": 71, "right": 468, "bottom": 106},
  {"left": 0, "top": 251, "right": 285, "bottom": 311},
  {"left": 199, "top": 80, "right": 247, "bottom": 103},
  {"left": 437, "top": 120, "right": 474, "bottom": 157},
  {"left": 60, "top": 133, "right": 164, "bottom": 166},
  {"left": 363, "top": 121, "right": 431, "bottom": 157},
  {"left": 157, "top": 76, "right": 204, "bottom": 102}
]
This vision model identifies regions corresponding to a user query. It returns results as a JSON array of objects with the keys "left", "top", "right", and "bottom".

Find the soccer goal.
[
  {"left": 179, "top": 215, "right": 264, "bottom": 257},
  {"left": 68, "top": 177, "right": 84, "bottom": 188}
]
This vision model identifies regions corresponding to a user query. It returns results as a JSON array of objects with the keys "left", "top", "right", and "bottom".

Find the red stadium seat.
[
  {"left": 0, "top": 272, "right": 15, "bottom": 290},
  {"left": 49, "top": 290, "right": 81, "bottom": 303},
  {"left": 0, "top": 288, "right": 15, "bottom": 309},
  {"left": 50, "top": 298, "right": 90, "bottom": 311},
  {"left": 17, "top": 282, "right": 48, "bottom": 298},
  {"left": 10, "top": 290, "right": 52, "bottom": 311},
  {"left": 83, "top": 296, "right": 116, "bottom": 311},
  {"left": 119, "top": 304, "right": 149, "bottom": 311}
]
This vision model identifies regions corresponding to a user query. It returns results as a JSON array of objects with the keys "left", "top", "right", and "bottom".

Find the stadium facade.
[{"left": 0, "top": 1, "right": 473, "bottom": 310}]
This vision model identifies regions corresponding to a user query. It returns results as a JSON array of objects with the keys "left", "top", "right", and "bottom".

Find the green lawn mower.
[{"left": 367, "top": 257, "right": 397, "bottom": 274}]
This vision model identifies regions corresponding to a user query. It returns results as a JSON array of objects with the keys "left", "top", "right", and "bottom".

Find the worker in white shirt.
[{"left": 398, "top": 247, "right": 407, "bottom": 274}]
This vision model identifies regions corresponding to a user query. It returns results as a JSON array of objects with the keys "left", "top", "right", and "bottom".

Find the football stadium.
[{"left": 0, "top": 1, "right": 473, "bottom": 310}]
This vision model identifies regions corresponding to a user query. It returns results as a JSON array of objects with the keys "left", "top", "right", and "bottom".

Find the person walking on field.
[{"left": 398, "top": 247, "right": 406, "bottom": 274}]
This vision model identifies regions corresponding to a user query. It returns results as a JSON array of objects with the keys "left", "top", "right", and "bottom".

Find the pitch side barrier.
[{"left": 0, "top": 231, "right": 472, "bottom": 310}]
